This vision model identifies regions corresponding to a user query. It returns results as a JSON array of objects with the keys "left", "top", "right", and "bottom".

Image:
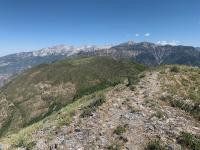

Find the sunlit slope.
[{"left": 0, "top": 56, "right": 146, "bottom": 136}]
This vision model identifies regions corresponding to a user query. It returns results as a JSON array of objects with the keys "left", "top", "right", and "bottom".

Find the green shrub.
[
  {"left": 170, "top": 66, "right": 179, "bottom": 72},
  {"left": 129, "top": 85, "right": 136, "bottom": 91},
  {"left": 127, "top": 76, "right": 139, "bottom": 87},
  {"left": 129, "top": 106, "right": 140, "bottom": 113},
  {"left": 113, "top": 125, "right": 127, "bottom": 135},
  {"left": 139, "top": 73, "right": 145, "bottom": 78},
  {"left": 170, "top": 99, "right": 184, "bottom": 108},
  {"left": 107, "top": 143, "right": 122, "bottom": 150},
  {"left": 177, "top": 132, "right": 200, "bottom": 150},
  {"left": 159, "top": 94, "right": 172, "bottom": 102},
  {"left": 152, "top": 110, "right": 165, "bottom": 119},
  {"left": 145, "top": 140, "right": 166, "bottom": 150},
  {"left": 144, "top": 99, "right": 159, "bottom": 108}
]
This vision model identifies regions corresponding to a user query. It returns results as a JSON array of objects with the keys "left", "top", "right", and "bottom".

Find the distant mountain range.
[
  {"left": 77, "top": 41, "right": 200, "bottom": 67},
  {"left": 0, "top": 41, "right": 200, "bottom": 86},
  {"left": 196, "top": 47, "right": 200, "bottom": 51},
  {"left": 0, "top": 45, "right": 111, "bottom": 86}
]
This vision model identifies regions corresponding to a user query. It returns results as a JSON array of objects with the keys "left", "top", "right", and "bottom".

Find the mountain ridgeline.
[
  {"left": 0, "top": 45, "right": 111, "bottom": 86},
  {"left": 77, "top": 42, "right": 200, "bottom": 67},
  {"left": 0, "top": 57, "right": 146, "bottom": 136},
  {"left": 0, "top": 42, "right": 200, "bottom": 86}
]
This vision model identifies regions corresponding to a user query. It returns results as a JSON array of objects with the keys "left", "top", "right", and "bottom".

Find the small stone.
[{"left": 74, "top": 128, "right": 81, "bottom": 132}]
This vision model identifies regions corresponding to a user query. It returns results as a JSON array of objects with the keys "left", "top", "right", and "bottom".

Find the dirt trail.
[{"left": 32, "top": 71, "right": 200, "bottom": 150}]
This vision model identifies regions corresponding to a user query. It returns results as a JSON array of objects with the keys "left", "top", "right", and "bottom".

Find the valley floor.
[{"left": 1, "top": 70, "right": 200, "bottom": 150}]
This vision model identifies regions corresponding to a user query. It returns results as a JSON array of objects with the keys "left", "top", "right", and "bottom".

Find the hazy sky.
[{"left": 0, "top": 0, "right": 200, "bottom": 56}]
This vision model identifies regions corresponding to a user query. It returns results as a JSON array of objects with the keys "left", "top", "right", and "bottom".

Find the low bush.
[
  {"left": 151, "top": 110, "right": 165, "bottom": 119},
  {"left": 170, "top": 66, "right": 179, "bottom": 72},
  {"left": 107, "top": 143, "right": 122, "bottom": 150},
  {"left": 145, "top": 140, "right": 166, "bottom": 150},
  {"left": 170, "top": 99, "right": 185, "bottom": 108},
  {"left": 113, "top": 125, "right": 127, "bottom": 135},
  {"left": 129, "top": 106, "right": 140, "bottom": 113},
  {"left": 139, "top": 73, "right": 146, "bottom": 78},
  {"left": 127, "top": 75, "right": 140, "bottom": 87},
  {"left": 177, "top": 132, "right": 200, "bottom": 150}
]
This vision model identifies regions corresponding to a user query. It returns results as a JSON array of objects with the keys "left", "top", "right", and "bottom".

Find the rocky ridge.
[{"left": 2, "top": 70, "right": 200, "bottom": 150}]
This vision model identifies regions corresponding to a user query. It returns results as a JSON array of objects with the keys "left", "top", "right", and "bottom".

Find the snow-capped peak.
[{"left": 32, "top": 44, "right": 112, "bottom": 57}]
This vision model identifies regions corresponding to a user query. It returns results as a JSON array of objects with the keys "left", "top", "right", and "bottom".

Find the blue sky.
[{"left": 0, "top": 0, "right": 200, "bottom": 56}]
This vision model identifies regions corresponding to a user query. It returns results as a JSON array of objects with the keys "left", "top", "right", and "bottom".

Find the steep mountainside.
[
  {"left": 77, "top": 42, "right": 200, "bottom": 67},
  {"left": 0, "top": 57, "right": 146, "bottom": 137},
  {"left": 1, "top": 65, "right": 200, "bottom": 150}
]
